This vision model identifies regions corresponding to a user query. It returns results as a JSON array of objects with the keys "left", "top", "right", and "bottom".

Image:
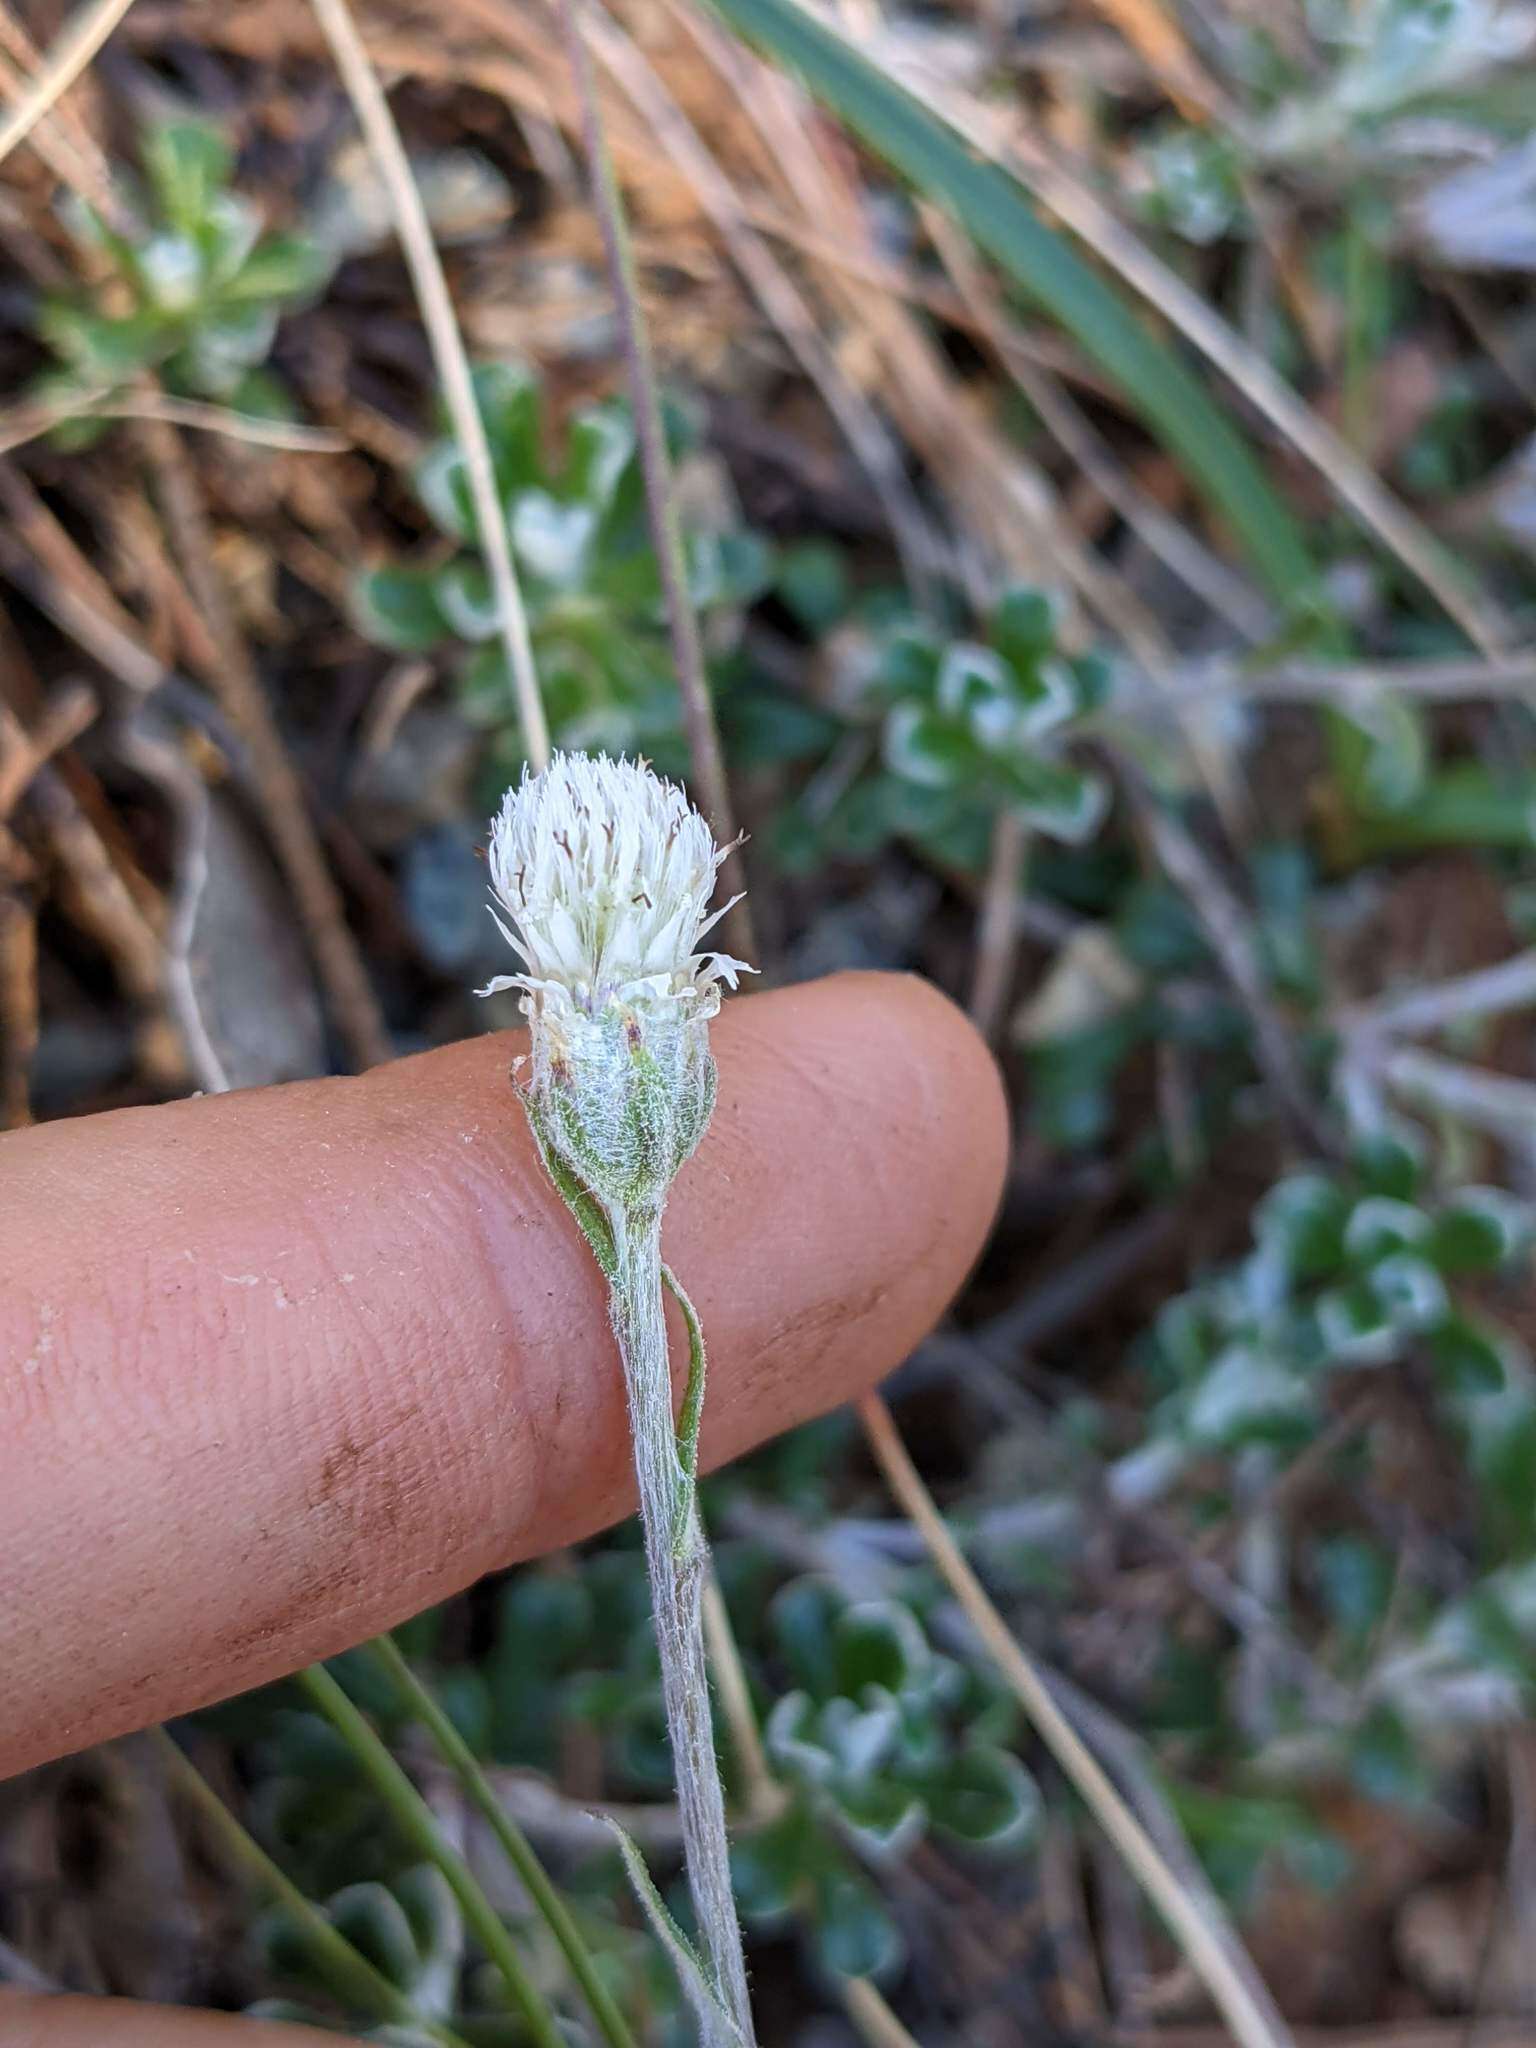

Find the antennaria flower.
[
  {"left": 480, "top": 752, "right": 751, "bottom": 1213},
  {"left": 480, "top": 751, "right": 757, "bottom": 2046}
]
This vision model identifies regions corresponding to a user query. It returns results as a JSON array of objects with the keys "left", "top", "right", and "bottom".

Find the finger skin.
[
  {"left": 0, "top": 1996, "right": 339, "bottom": 2047},
  {"left": 0, "top": 972, "right": 1005, "bottom": 1778}
]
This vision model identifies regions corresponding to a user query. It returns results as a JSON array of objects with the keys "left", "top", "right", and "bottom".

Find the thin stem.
[
  {"left": 700, "top": 1570, "right": 782, "bottom": 1826},
  {"left": 295, "top": 1662, "right": 567, "bottom": 2048},
  {"left": 968, "top": 810, "right": 1028, "bottom": 1045},
  {"left": 856, "top": 1390, "right": 1291, "bottom": 2048},
  {"left": 307, "top": 0, "right": 551, "bottom": 770},
  {"left": 608, "top": 1206, "right": 755, "bottom": 2045},
  {"left": 363, "top": 1631, "right": 640, "bottom": 2048},
  {"left": 554, "top": 0, "right": 752, "bottom": 954},
  {"left": 150, "top": 1729, "right": 472, "bottom": 2048}
]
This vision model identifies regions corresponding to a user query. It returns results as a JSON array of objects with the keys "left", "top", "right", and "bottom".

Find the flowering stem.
[
  {"left": 608, "top": 1204, "right": 755, "bottom": 2046},
  {"left": 295, "top": 1663, "right": 568, "bottom": 2048}
]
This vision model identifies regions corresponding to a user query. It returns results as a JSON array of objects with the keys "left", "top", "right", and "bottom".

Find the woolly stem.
[{"left": 607, "top": 1204, "right": 754, "bottom": 2045}]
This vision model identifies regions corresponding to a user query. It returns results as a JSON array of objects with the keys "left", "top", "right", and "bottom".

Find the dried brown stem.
[{"left": 136, "top": 414, "right": 392, "bottom": 1070}]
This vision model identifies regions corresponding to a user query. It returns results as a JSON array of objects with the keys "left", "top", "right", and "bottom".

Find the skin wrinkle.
[{"left": 0, "top": 973, "right": 1005, "bottom": 1778}]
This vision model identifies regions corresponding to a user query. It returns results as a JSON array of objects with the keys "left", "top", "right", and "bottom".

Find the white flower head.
[
  {"left": 478, "top": 752, "right": 752, "bottom": 1209},
  {"left": 478, "top": 751, "right": 750, "bottom": 1017}
]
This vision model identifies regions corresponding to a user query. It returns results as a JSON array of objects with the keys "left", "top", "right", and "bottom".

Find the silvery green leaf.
[
  {"left": 1316, "top": 1282, "right": 1401, "bottom": 1364},
  {"left": 935, "top": 641, "right": 1011, "bottom": 723},
  {"left": 990, "top": 584, "right": 1063, "bottom": 668},
  {"left": 433, "top": 560, "right": 501, "bottom": 641},
  {"left": 183, "top": 304, "right": 280, "bottom": 393},
  {"left": 201, "top": 190, "right": 264, "bottom": 289},
  {"left": 512, "top": 492, "right": 598, "bottom": 587},
  {"left": 1367, "top": 1252, "right": 1448, "bottom": 1331},
  {"left": 605, "top": 1820, "right": 749, "bottom": 2048},
  {"left": 1431, "top": 1311, "right": 1511, "bottom": 1394},
  {"left": 1256, "top": 1171, "right": 1349, "bottom": 1276},
  {"left": 927, "top": 1745, "right": 1041, "bottom": 1851},
  {"left": 766, "top": 1692, "right": 837, "bottom": 1786},
  {"left": 1344, "top": 1195, "right": 1433, "bottom": 1265},
  {"left": 1432, "top": 1186, "right": 1534, "bottom": 1271},
  {"left": 143, "top": 119, "right": 233, "bottom": 233},
  {"left": 565, "top": 402, "right": 636, "bottom": 511},
  {"left": 1337, "top": 691, "right": 1427, "bottom": 814},
  {"left": 135, "top": 231, "right": 203, "bottom": 313},
  {"left": 834, "top": 1599, "right": 931, "bottom": 1700},
  {"left": 327, "top": 1881, "right": 422, "bottom": 1991},
  {"left": 1014, "top": 656, "right": 1081, "bottom": 742},
  {"left": 820, "top": 1693, "right": 900, "bottom": 1780},
  {"left": 352, "top": 565, "right": 449, "bottom": 653},
  {"left": 414, "top": 443, "right": 476, "bottom": 543},
  {"left": 836, "top": 1775, "right": 926, "bottom": 1858},
  {"left": 1107, "top": 1433, "right": 1193, "bottom": 1506},
  {"left": 1187, "top": 1344, "right": 1306, "bottom": 1442},
  {"left": 882, "top": 702, "right": 973, "bottom": 790},
  {"left": 1001, "top": 756, "right": 1109, "bottom": 845}
]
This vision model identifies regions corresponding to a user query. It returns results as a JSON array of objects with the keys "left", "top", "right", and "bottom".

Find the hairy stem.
[{"left": 608, "top": 1206, "right": 754, "bottom": 2045}]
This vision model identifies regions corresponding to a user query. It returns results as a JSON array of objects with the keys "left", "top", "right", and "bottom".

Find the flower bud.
[{"left": 478, "top": 751, "right": 750, "bottom": 1212}]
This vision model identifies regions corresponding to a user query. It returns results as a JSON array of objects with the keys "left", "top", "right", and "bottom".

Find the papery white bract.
[
  {"left": 479, "top": 752, "right": 751, "bottom": 1209},
  {"left": 478, "top": 752, "right": 749, "bottom": 1015}
]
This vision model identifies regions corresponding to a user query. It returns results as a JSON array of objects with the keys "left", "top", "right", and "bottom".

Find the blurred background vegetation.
[{"left": 3, "top": 0, "right": 1536, "bottom": 2039}]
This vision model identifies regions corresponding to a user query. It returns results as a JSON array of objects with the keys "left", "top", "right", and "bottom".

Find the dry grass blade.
[
  {"left": 491, "top": 0, "right": 940, "bottom": 597},
  {"left": 136, "top": 413, "right": 394, "bottom": 1071},
  {"left": 555, "top": 0, "right": 751, "bottom": 948},
  {"left": 1006, "top": 143, "right": 1513, "bottom": 657},
  {"left": 857, "top": 1388, "right": 1293, "bottom": 2048},
  {"left": 0, "top": 0, "right": 137, "bottom": 169},
  {"left": 309, "top": 0, "right": 551, "bottom": 772},
  {"left": 0, "top": 388, "right": 351, "bottom": 456}
]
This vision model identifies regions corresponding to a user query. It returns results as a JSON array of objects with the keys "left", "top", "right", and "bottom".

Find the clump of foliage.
[
  {"left": 1119, "top": 1138, "right": 1534, "bottom": 1490},
  {"left": 1107, "top": 1131, "right": 1536, "bottom": 1814},
  {"left": 733, "top": 1578, "right": 1037, "bottom": 1980},
  {"left": 36, "top": 119, "right": 330, "bottom": 424},
  {"left": 765, "top": 569, "right": 1110, "bottom": 873},
  {"left": 354, "top": 364, "right": 771, "bottom": 781}
]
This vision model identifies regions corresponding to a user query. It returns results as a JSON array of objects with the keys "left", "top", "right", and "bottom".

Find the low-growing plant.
[
  {"left": 35, "top": 119, "right": 331, "bottom": 429},
  {"left": 354, "top": 366, "right": 771, "bottom": 780},
  {"left": 765, "top": 576, "right": 1110, "bottom": 873},
  {"left": 734, "top": 1577, "right": 1036, "bottom": 1981}
]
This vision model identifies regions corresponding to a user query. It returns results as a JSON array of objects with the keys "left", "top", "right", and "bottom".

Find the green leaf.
[
  {"left": 605, "top": 1821, "right": 750, "bottom": 2047},
  {"left": 1351, "top": 1119, "right": 1425, "bottom": 1200},
  {"left": 777, "top": 539, "right": 851, "bottom": 631},
  {"left": 811, "top": 1865, "right": 903, "bottom": 1981},
  {"left": 1430, "top": 1311, "right": 1509, "bottom": 1394},
  {"left": 693, "top": 0, "right": 1319, "bottom": 607},
  {"left": 771, "top": 1578, "right": 843, "bottom": 1697},
  {"left": 180, "top": 303, "right": 280, "bottom": 394},
  {"left": 882, "top": 703, "right": 976, "bottom": 790},
  {"left": 731, "top": 1801, "right": 820, "bottom": 1921},
  {"left": 433, "top": 560, "right": 502, "bottom": 643},
  {"left": 1336, "top": 691, "right": 1429, "bottom": 815},
  {"left": 1344, "top": 1196, "right": 1432, "bottom": 1265},
  {"left": 661, "top": 1262, "right": 708, "bottom": 1547},
  {"left": 328, "top": 1883, "right": 423, "bottom": 1990},
  {"left": 38, "top": 300, "right": 164, "bottom": 379},
  {"left": 926, "top": 1745, "right": 1041, "bottom": 1849},
  {"left": 352, "top": 566, "right": 451, "bottom": 653},
  {"left": 1431, "top": 1187, "right": 1533, "bottom": 1273},
  {"left": 224, "top": 231, "right": 333, "bottom": 305},
  {"left": 835, "top": 1773, "right": 926, "bottom": 1856},
  {"left": 142, "top": 120, "right": 234, "bottom": 235},
  {"left": 834, "top": 1601, "right": 931, "bottom": 1700}
]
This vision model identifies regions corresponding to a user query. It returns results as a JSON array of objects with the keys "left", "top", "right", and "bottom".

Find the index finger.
[{"left": 0, "top": 971, "right": 1005, "bottom": 1776}]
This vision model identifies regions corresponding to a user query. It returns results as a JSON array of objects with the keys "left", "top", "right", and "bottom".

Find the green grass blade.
[{"left": 691, "top": 0, "right": 1318, "bottom": 610}]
